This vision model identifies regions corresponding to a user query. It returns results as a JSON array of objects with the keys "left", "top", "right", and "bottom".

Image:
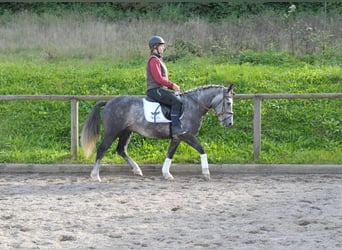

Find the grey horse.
[{"left": 81, "top": 84, "right": 234, "bottom": 181}]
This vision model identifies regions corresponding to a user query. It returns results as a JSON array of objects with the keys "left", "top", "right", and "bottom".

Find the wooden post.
[
  {"left": 253, "top": 96, "right": 262, "bottom": 158},
  {"left": 70, "top": 99, "right": 79, "bottom": 159}
]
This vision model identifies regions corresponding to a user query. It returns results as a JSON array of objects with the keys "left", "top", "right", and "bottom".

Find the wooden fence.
[{"left": 1, "top": 93, "right": 341, "bottom": 159}]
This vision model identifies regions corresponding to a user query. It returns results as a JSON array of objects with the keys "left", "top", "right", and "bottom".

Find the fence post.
[
  {"left": 253, "top": 96, "right": 262, "bottom": 158},
  {"left": 70, "top": 98, "right": 79, "bottom": 159}
]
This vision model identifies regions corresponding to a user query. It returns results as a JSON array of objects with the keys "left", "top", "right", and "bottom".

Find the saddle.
[{"left": 143, "top": 98, "right": 183, "bottom": 123}]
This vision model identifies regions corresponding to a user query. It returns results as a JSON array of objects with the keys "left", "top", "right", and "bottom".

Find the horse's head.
[{"left": 212, "top": 83, "right": 234, "bottom": 127}]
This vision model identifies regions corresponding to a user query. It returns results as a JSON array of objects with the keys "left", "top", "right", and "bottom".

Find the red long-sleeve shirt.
[{"left": 146, "top": 56, "right": 175, "bottom": 90}]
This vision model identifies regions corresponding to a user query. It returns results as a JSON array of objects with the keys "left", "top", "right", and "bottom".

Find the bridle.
[
  {"left": 188, "top": 88, "right": 233, "bottom": 117},
  {"left": 216, "top": 89, "right": 234, "bottom": 117}
]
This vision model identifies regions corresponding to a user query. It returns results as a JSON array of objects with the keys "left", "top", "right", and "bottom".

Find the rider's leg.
[
  {"left": 147, "top": 88, "right": 186, "bottom": 136},
  {"left": 170, "top": 105, "right": 186, "bottom": 136}
]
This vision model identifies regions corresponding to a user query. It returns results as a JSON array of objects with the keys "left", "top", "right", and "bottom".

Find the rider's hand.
[{"left": 172, "top": 83, "right": 181, "bottom": 92}]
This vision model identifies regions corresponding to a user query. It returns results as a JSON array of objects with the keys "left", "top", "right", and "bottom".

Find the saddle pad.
[{"left": 143, "top": 98, "right": 171, "bottom": 123}]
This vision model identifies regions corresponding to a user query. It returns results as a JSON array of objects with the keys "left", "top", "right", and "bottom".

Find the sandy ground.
[{"left": 0, "top": 172, "right": 341, "bottom": 249}]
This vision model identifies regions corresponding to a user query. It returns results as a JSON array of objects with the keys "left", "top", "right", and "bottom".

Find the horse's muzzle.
[
  {"left": 221, "top": 115, "right": 233, "bottom": 127},
  {"left": 224, "top": 121, "right": 233, "bottom": 127}
]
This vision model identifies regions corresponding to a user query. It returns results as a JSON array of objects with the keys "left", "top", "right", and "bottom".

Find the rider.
[{"left": 146, "top": 35, "right": 187, "bottom": 136}]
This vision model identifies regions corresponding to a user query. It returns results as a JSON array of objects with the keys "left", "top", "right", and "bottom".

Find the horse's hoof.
[
  {"left": 90, "top": 172, "right": 101, "bottom": 182},
  {"left": 92, "top": 176, "right": 101, "bottom": 182},
  {"left": 202, "top": 174, "right": 210, "bottom": 181},
  {"left": 163, "top": 174, "right": 174, "bottom": 181},
  {"left": 133, "top": 169, "right": 143, "bottom": 177}
]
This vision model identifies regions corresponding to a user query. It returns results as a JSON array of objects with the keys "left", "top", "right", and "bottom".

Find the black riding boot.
[{"left": 171, "top": 111, "right": 186, "bottom": 136}]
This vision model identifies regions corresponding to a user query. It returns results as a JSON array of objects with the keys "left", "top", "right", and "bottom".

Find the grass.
[
  {"left": 0, "top": 57, "right": 341, "bottom": 164},
  {"left": 0, "top": 10, "right": 341, "bottom": 165}
]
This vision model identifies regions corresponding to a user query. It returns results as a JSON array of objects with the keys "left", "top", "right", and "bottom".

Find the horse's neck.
[
  {"left": 195, "top": 87, "right": 222, "bottom": 108},
  {"left": 182, "top": 87, "right": 220, "bottom": 118}
]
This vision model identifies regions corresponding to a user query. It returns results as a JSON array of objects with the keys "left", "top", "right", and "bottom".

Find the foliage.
[
  {"left": 0, "top": 3, "right": 341, "bottom": 164},
  {"left": 1, "top": 2, "right": 341, "bottom": 22},
  {"left": 1, "top": 3, "right": 341, "bottom": 64}
]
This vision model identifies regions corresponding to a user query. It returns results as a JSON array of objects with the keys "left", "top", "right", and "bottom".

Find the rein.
[
  {"left": 188, "top": 95, "right": 211, "bottom": 112},
  {"left": 187, "top": 88, "right": 233, "bottom": 117}
]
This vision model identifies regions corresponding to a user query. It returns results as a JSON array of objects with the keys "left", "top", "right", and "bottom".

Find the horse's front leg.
[
  {"left": 162, "top": 139, "right": 181, "bottom": 180},
  {"left": 181, "top": 134, "right": 210, "bottom": 181},
  {"left": 200, "top": 153, "right": 210, "bottom": 180}
]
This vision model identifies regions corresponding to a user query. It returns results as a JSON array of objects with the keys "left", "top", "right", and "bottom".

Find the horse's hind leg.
[
  {"left": 91, "top": 134, "right": 116, "bottom": 182},
  {"left": 117, "top": 131, "right": 143, "bottom": 176}
]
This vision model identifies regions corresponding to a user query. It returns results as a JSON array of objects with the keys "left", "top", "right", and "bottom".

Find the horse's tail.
[{"left": 81, "top": 101, "right": 107, "bottom": 158}]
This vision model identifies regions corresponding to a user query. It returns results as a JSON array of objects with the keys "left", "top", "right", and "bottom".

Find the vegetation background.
[{"left": 0, "top": 2, "right": 341, "bottom": 164}]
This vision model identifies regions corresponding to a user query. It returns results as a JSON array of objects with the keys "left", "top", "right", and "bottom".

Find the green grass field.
[{"left": 0, "top": 56, "right": 341, "bottom": 164}]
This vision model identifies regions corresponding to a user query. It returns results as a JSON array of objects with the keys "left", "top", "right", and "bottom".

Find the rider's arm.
[{"left": 148, "top": 57, "right": 175, "bottom": 89}]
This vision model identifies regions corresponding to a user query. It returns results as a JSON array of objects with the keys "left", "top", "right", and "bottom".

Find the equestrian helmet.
[{"left": 149, "top": 36, "right": 165, "bottom": 49}]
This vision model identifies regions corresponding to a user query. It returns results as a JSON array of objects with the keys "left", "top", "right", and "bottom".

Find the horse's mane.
[{"left": 183, "top": 84, "right": 224, "bottom": 95}]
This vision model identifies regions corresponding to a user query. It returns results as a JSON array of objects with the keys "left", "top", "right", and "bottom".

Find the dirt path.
[{"left": 0, "top": 173, "right": 341, "bottom": 249}]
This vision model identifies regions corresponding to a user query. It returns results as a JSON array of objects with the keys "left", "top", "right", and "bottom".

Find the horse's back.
[
  {"left": 105, "top": 95, "right": 142, "bottom": 110},
  {"left": 102, "top": 95, "right": 143, "bottom": 122}
]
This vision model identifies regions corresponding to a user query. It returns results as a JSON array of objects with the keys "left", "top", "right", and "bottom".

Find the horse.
[{"left": 81, "top": 84, "right": 234, "bottom": 182}]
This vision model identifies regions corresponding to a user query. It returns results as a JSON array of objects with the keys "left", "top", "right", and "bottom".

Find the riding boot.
[
  {"left": 172, "top": 124, "right": 186, "bottom": 136},
  {"left": 171, "top": 111, "right": 186, "bottom": 136}
]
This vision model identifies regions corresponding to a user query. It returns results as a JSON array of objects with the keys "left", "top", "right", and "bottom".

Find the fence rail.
[{"left": 1, "top": 93, "right": 342, "bottom": 159}]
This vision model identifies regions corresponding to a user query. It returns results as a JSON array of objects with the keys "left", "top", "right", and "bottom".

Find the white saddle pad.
[{"left": 143, "top": 98, "right": 171, "bottom": 123}]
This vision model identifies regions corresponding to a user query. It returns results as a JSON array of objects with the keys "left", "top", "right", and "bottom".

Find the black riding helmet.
[{"left": 148, "top": 36, "right": 165, "bottom": 50}]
